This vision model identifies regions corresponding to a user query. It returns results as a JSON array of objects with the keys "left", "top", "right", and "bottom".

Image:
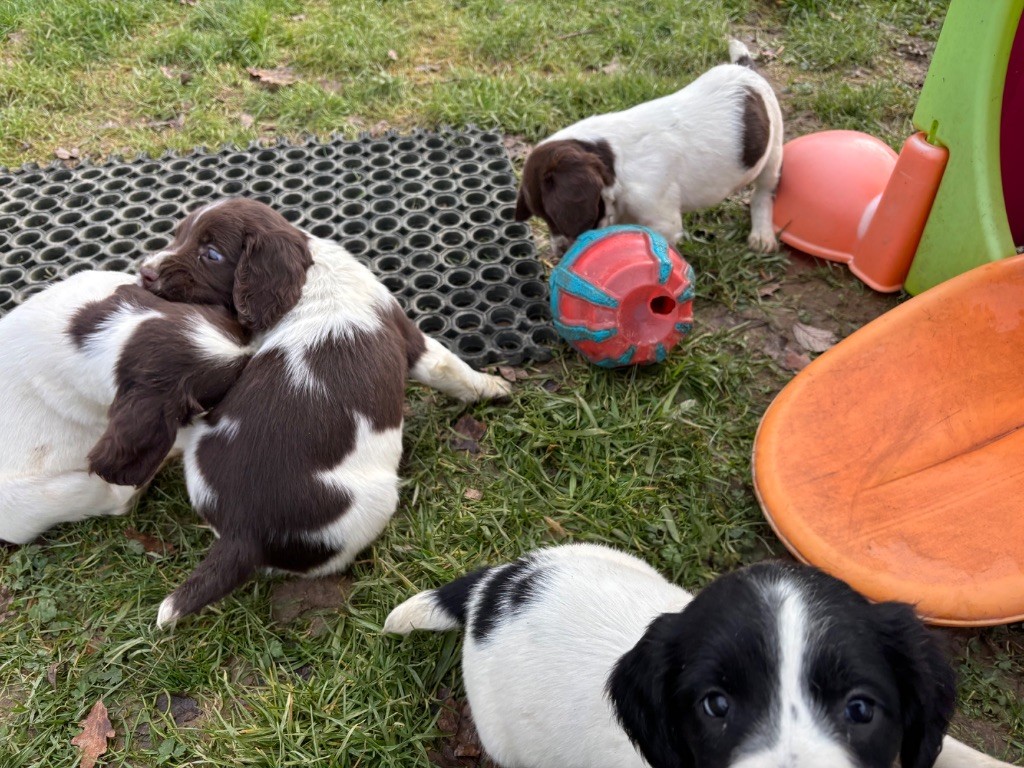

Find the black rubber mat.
[{"left": 0, "top": 127, "right": 557, "bottom": 367}]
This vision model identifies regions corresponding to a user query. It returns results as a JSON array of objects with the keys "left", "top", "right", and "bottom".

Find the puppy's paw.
[
  {"left": 483, "top": 374, "right": 514, "bottom": 401},
  {"left": 463, "top": 373, "right": 513, "bottom": 403},
  {"left": 156, "top": 595, "right": 181, "bottom": 630},
  {"left": 747, "top": 229, "right": 779, "bottom": 253}
]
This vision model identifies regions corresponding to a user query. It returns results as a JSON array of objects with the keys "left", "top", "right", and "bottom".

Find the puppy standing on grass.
[
  {"left": 119, "top": 198, "right": 511, "bottom": 628},
  {"left": 386, "top": 544, "right": 1016, "bottom": 768},
  {"left": 0, "top": 270, "right": 250, "bottom": 545},
  {"left": 515, "top": 40, "right": 783, "bottom": 255}
]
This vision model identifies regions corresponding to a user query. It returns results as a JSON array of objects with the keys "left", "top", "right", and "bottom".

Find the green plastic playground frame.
[{"left": 905, "top": 0, "right": 1024, "bottom": 294}]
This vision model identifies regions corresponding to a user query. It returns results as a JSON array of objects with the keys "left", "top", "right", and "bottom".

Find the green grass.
[{"left": 3, "top": 0, "right": 1023, "bottom": 765}]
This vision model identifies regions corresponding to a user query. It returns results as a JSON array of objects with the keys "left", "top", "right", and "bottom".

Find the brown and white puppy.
[
  {"left": 516, "top": 40, "right": 783, "bottom": 254},
  {"left": 125, "top": 198, "right": 511, "bottom": 628},
  {"left": 0, "top": 270, "right": 250, "bottom": 544}
]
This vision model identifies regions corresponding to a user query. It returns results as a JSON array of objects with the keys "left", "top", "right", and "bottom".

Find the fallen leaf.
[
  {"left": 239, "top": 113, "right": 254, "bottom": 129},
  {"left": 451, "top": 415, "right": 486, "bottom": 454},
  {"left": 54, "top": 147, "right": 79, "bottom": 160},
  {"left": 543, "top": 516, "right": 567, "bottom": 538},
  {"left": 156, "top": 693, "right": 201, "bottom": 725},
  {"left": 247, "top": 66, "right": 297, "bottom": 89},
  {"left": 464, "top": 488, "right": 482, "bottom": 501},
  {"left": 46, "top": 662, "right": 58, "bottom": 688},
  {"left": 497, "top": 366, "right": 517, "bottom": 383},
  {"left": 414, "top": 62, "right": 441, "bottom": 73},
  {"left": 290, "top": 13, "right": 306, "bottom": 21},
  {"left": 178, "top": 0, "right": 197, "bottom": 6},
  {"left": 71, "top": 700, "right": 115, "bottom": 768},
  {"left": 757, "top": 281, "right": 782, "bottom": 298},
  {"left": 792, "top": 322, "right": 836, "bottom": 353},
  {"left": 6, "top": 30, "right": 26, "bottom": 46},
  {"left": 781, "top": 347, "right": 811, "bottom": 371},
  {"left": 125, "top": 528, "right": 176, "bottom": 555},
  {"left": 387, "top": 49, "right": 398, "bottom": 61}
]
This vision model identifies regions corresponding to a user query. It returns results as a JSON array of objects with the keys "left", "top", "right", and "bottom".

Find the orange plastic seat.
[{"left": 754, "top": 254, "right": 1024, "bottom": 626}]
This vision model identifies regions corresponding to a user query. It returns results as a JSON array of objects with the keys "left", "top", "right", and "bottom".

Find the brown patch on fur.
[
  {"left": 69, "top": 285, "right": 250, "bottom": 488},
  {"left": 146, "top": 198, "right": 313, "bottom": 332},
  {"left": 515, "top": 139, "right": 616, "bottom": 240},
  {"left": 742, "top": 87, "right": 770, "bottom": 169},
  {"left": 162, "top": 299, "right": 421, "bottom": 620}
]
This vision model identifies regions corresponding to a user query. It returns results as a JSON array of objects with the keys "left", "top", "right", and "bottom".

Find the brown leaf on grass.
[
  {"left": 71, "top": 700, "right": 115, "bottom": 768},
  {"left": 414, "top": 62, "right": 441, "bottom": 73},
  {"left": 497, "top": 365, "right": 528, "bottom": 383},
  {"left": 247, "top": 66, "right": 297, "bottom": 89},
  {"left": 124, "top": 528, "right": 176, "bottom": 556},
  {"left": 781, "top": 347, "right": 812, "bottom": 372},
  {"left": 792, "top": 322, "right": 836, "bottom": 353},
  {"left": 463, "top": 488, "right": 483, "bottom": 501},
  {"left": 757, "top": 281, "right": 782, "bottom": 298},
  {"left": 178, "top": 0, "right": 197, "bottom": 5},
  {"left": 387, "top": 49, "right": 398, "bottom": 61},
  {"left": 290, "top": 13, "right": 306, "bottom": 21},
  {"left": 46, "top": 662, "right": 59, "bottom": 688},
  {"left": 543, "top": 516, "right": 567, "bottom": 538},
  {"left": 239, "top": 113, "right": 254, "bottom": 129},
  {"left": 451, "top": 415, "right": 486, "bottom": 454},
  {"left": 54, "top": 147, "right": 79, "bottom": 160}
]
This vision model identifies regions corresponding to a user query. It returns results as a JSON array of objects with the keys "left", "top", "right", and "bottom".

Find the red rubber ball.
[{"left": 549, "top": 225, "right": 695, "bottom": 368}]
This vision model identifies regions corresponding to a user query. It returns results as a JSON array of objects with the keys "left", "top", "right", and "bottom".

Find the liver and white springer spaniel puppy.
[
  {"left": 118, "top": 198, "right": 510, "bottom": 628},
  {"left": 515, "top": 40, "right": 783, "bottom": 255},
  {"left": 387, "top": 544, "right": 1016, "bottom": 768},
  {"left": 0, "top": 270, "right": 249, "bottom": 544}
]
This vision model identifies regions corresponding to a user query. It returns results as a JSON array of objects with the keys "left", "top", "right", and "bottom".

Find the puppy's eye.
[
  {"left": 205, "top": 246, "right": 225, "bottom": 262},
  {"left": 845, "top": 696, "right": 875, "bottom": 724},
  {"left": 701, "top": 692, "right": 730, "bottom": 718}
]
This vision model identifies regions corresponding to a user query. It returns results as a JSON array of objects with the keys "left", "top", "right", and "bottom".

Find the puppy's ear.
[
  {"left": 542, "top": 161, "right": 605, "bottom": 241},
  {"left": 88, "top": 393, "right": 179, "bottom": 489},
  {"left": 607, "top": 612, "right": 692, "bottom": 768},
  {"left": 873, "top": 602, "right": 956, "bottom": 768},
  {"left": 233, "top": 226, "right": 312, "bottom": 332},
  {"left": 514, "top": 184, "right": 532, "bottom": 221}
]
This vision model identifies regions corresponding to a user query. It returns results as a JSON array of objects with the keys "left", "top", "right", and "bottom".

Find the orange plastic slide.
[{"left": 754, "top": 254, "right": 1024, "bottom": 626}]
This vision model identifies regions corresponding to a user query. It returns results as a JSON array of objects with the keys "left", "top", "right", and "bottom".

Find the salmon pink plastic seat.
[{"left": 754, "top": 254, "right": 1024, "bottom": 626}]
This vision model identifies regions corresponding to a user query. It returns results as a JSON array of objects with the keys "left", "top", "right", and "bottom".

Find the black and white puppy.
[
  {"left": 124, "top": 198, "right": 512, "bottom": 628},
  {"left": 386, "top": 544, "right": 1014, "bottom": 768},
  {"left": 0, "top": 270, "right": 250, "bottom": 544},
  {"left": 515, "top": 40, "right": 783, "bottom": 255}
]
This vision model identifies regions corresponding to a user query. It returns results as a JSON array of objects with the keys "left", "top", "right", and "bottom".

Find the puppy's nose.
[{"left": 139, "top": 266, "right": 159, "bottom": 287}]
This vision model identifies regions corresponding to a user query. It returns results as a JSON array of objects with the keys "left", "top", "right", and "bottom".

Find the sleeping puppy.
[
  {"left": 0, "top": 270, "right": 250, "bottom": 545},
  {"left": 126, "top": 198, "right": 512, "bottom": 628},
  {"left": 515, "top": 40, "right": 783, "bottom": 255},
  {"left": 386, "top": 544, "right": 1015, "bottom": 768}
]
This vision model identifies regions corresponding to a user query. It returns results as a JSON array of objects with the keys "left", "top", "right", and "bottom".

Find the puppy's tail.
[
  {"left": 156, "top": 535, "right": 259, "bottom": 629},
  {"left": 384, "top": 567, "right": 491, "bottom": 634},
  {"left": 728, "top": 39, "right": 755, "bottom": 68}
]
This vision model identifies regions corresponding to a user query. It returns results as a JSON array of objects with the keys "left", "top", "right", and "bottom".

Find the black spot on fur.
[
  {"left": 735, "top": 53, "right": 753, "bottom": 68},
  {"left": 509, "top": 566, "right": 546, "bottom": 611},
  {"left": 471, "top": 555, "right": 546, "bottom": 641},
  {"left": 741, "top": 87, "right": 770, "bottom": 169},
  {"left": 435, "top": 566, "right": 492, "bottom": 626}
]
